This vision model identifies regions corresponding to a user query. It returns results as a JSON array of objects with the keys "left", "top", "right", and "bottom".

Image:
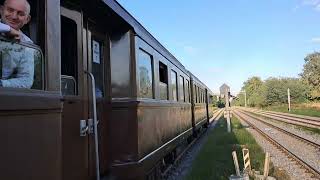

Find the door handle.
[{"left": 80, "top": 119, "right": 88, "bottom": 137}]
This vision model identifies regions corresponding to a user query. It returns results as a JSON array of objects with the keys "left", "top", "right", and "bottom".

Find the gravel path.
[
  {"left": 233, "top": 110, "right": 320, "bottom": 180},
  {"left": 166, "top": 112, "right": 223, "bottom": 180}
]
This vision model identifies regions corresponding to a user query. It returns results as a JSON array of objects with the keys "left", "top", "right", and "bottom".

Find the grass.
[
  {"left": 264, "top": 104, "right": 320, "bottom": 117},
  {"left": 185, "top": 117, "right": 267, "bottom": 180}
]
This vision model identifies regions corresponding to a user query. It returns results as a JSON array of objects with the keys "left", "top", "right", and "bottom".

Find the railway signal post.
[{"left": 224, "top": 89, "right": 231, "bottom": 132}]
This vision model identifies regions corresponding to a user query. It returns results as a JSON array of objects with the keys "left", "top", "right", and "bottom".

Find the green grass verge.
[
  {"left": 264, "top": 104, "right": 320, "bottom": 117},
  {"left": 185, "top": 117, "right": 266, "bottom": 180}
]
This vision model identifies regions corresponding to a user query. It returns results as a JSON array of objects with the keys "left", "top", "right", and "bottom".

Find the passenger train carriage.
[{"left": 0, "top": 0, "right": 216, "bottom": 179}]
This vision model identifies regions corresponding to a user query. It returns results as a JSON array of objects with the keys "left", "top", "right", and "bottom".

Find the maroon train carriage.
[{"left": 0, "top": 0, "right": 216, "bottom": 180}]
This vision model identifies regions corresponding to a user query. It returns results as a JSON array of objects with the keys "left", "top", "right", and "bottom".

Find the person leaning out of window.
[{"left": 0, "top": 0, "right": 34, "bottom": 88}]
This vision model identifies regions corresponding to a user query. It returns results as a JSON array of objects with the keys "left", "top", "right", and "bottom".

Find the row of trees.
[{"left": 233, "top": 52, "right": 320, "bottom": 107}]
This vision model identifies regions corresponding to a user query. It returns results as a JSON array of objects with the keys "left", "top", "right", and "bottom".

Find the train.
[{"left": 0, "top": 0, "right": 217, "bottom": 179}]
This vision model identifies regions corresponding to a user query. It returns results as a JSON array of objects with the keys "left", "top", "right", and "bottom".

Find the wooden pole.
[
  {"left": 287, "top": 88, "right": 291, "bottom": 112},
  {"left": 232, "top": 151, "right": 241, "bottom": 176},
  {"left": 263, "top": 152, "right": 270, "bottom": 178}
]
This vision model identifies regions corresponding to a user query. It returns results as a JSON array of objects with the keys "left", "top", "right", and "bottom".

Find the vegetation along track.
[
  {"left": 233, "top": 109, "right": 320, "bottom": 179},
  {"left": 241, "top": 107, "right": 320, "bottom": 129}
]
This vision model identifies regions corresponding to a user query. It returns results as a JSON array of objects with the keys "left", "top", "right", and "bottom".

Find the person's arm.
[
  {"left": 0, "top": 22, "right": 21, "bottom": 40},
  {"left": 1, "top": 49, "right": 34, "bottom": 88},
  {"left": 0, "top": 22, "right": 10, "bottom": 33}
]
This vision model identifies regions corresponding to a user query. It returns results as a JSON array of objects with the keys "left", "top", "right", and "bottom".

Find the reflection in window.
[
  {"left": 171, "top": 70, "right": 178, "bottom": 101},
  {"left": 138, "top": 49, "right": 153, "bottom": 98},
  {"left": 0, "top": 40, "right": 42, "bottom": 89},
  {"left": 179, "top": 75, "right": 185, "bottom": 102},
  {"left": 185, "top": 79, "right": 190, "bottom": 102},
  {"left": 159, "top": 61, "right": 168, "bottom": 100}
]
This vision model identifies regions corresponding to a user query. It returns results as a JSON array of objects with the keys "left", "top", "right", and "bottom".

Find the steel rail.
[
  {"left": 241, "top": 108, "right": 320, "bottom": 129},
  {"left": 259, "top": 111, "right": 320, "bottom": 125},
  {"left": 237, "top": 109, "right": 320, "bottom": 149},
  {"left": 233, "top": 110, "right": 320, "bottom": 179}
]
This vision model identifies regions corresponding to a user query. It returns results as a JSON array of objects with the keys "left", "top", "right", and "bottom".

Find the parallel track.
[
  {"left": 238, "top": 109, "right": 320, "bottom": 149},
  {"left": 233, "top": 109, "right": 320, "bottom": 179},
  {"left": 241, "top": 108, "right": 320, "bottom": 129}
]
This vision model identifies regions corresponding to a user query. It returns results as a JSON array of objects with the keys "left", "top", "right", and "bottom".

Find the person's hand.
[{"left": 6, "top": 27, "right": 21, "bottom": 41}]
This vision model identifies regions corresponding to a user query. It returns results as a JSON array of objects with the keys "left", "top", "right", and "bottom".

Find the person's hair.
[{"left": 4, "top": 0, "right": 31, "bottom": 15}]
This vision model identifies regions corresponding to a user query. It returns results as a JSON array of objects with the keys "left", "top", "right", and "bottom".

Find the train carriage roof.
[{"left": 101, "top": 0, "right": 189, "bottom": 74}]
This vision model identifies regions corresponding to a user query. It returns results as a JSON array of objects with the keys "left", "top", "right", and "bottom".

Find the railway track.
[
  {"left": 239, "top": 107, "right": 320, "bottom": 129},
  {"left": 237, "top": 109, "right": 320, "bottom": 149},
  {"left": 233, "top": 109, "right": 320, "bottom": 179}
]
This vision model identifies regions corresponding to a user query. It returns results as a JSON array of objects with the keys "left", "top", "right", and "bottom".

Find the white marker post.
[
  {"left": 232, "top": 151, "right": 241, "bottom": 176},
  {"left": 287, "top": 88, "right": 291, "bottom": 112}
]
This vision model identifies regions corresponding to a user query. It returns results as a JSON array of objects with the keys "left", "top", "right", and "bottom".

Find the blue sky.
[{"left": 117, "top": 0, "right": 320, "bottom": 94}]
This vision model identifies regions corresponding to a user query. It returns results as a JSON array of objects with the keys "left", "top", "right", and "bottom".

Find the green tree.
[
  {"left": 264, "top": 77, "right": 308, "bottom": 105},
  {"left": 242, "top": 76, "right": 265, "bottom": 107},
  {"left": 300, "top": 52, "right": 320, "bottom": 100}
]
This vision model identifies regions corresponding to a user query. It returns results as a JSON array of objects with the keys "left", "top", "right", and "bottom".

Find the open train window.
[
  {"left": 0, "top": 39, "right": 43, "bottom": 89},
  {"left": 159, "top": 61, "right": 168, "bottom": 100},
  {"left": 138, "top": 49, "right": 153, "bottom": 99},
  {"left": 61, "top": 16, "right": 78, "bottom": 95},
  {"left": 171, "top": 70, "right": 178, "bottom": 101}
]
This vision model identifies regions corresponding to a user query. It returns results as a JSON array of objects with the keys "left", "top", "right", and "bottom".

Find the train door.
[
  {"left": 60, "top": 7, "right": 91, "bottom": 180},
  {"left": 86, "top": 21, "right": 110, "bottom": 179}
]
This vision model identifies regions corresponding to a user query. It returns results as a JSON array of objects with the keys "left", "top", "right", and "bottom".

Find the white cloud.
[
  {"left": 311, "top": 37, "right": 320, "bottom": 43},
  {"left": 300, "top": 0, "right": 320, "bottom": 11}
]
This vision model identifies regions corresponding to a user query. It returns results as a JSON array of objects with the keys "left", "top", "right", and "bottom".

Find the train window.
[
  {"left": 92, "top": 39, "right": 104, "bottom": 98},
  {"left": 138, "top": 49, "right": 153, "bottom": 98},
  {"left": 159, "top": 61, "right": 168, "bottom": 100},
  {"left": 171, "top": 70, "right": 178, "bottom": 101},
  {"left": 0, "top": 39, "right": 43, "bottom": 89},
  {"left": 201, "top": 89, "right": 203, "bottom": 103},
  {"left": 185, "top": 79, "right": 190, "bottom": 102},
  {"left": 61, "top": 16, "right": 78, "bottom": 95},
  {"left": 194, "top": 85, "right": 197, "bottom": 103},
  {"left": 179, "top": 75, "right": 185, "bottom": 102},
  {"left": 198, "top": 87, "right": 201, "bottom": 103}
]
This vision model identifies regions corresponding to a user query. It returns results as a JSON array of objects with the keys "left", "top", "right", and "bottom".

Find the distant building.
[{"left": 219, "top": 83, "right": 230, "bottom": 98}]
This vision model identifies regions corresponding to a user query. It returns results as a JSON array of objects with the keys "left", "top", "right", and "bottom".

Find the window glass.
[
  {"left": 179, "top": 75, "right": 185, "bottom": 102},
  {"left": 0, "top": 40, "right": 43, "bottom": 89},
  {"left": 159, "top": 61, "right": 168, "bottom": 100},
  {"left": 138, "top": 49, "right": 153, "bottom": 98},
  {"left": 194, "top": 85, "right": 197, "bottom": 103},
  {"left": 198, "top": 87, "right": 200, "bottom": 103},
  {"left": 185, "top": 79, "right": 190, "bottom": 102},
  {"left": 92, "top": 39, "right": 104, "bottom": 98},
  {"left": 171, "top": 70, "right": 178, "bottom": 101},
  {"left": 61, "top": 16, "right": 78, "bottom": 95}
]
